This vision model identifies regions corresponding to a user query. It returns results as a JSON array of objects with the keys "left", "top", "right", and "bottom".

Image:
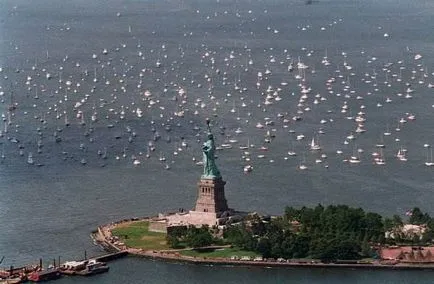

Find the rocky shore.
[{"left": 92, "top": 218, "right": 434, "bottom": 271}]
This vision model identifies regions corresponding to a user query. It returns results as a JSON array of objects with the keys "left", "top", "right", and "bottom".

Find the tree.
[
  {"left": 166, "top": 226, "right": 188, "bottom": 249},
  {"left": 168, "top": 226, "right": 188, "bottom": 239},
  {"left": 361, "top": 234, "right": 372, "bottom": 257},
  {"left": 222, "top": 204, "right": 407, "bottom": 261},
  {"left": 224, "top": 225, "right": 255, "bottom": 249},
  {"left": 167, "top": 234, "right": 181, "bottom": 248},
  {"left": 309, "top": 238, "right": 329, "bottom": 259},
  {"left": 185, "top": 226, "right": 213, "bottom": 248},
  {"left": 292, "top": 234, "right": 310, "bottom": 258},
  {"left": 364, "top": 212, "right": 385, "bottom": 242},
  {"left": 393, "top": 215, "right": 403, "bottom": 227},
  {"left": 409, "top": 207, "right": 430, "bottom": 225},
  {"left": 334, "top": 239, "right": 361, "bottom": 260},
  {"left": 384, "top": 218, "right": 394, "bottom": 232},
  {"left": 421, "top": 230, "right": 434, "bottom": 244},
  {"left": 257, "top": 237, "right": 272, "bottom": 258},
  {"left": 285, "top": 206, "right": 300, "bottom": 221}
]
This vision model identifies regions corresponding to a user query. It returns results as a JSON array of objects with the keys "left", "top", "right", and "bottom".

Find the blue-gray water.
[{"left": 1, "top": 0, "right": 434, "bottom": 282}]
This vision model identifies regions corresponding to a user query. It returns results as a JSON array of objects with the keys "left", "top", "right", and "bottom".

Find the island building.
[
  {"left": 149, "top": 120, "right": 243, "bottom": 232},
  {"left": 380, "top": 246, "right": 434, "bottom": 263}
]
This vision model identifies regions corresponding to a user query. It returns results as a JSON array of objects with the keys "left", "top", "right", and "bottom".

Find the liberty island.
[
  {"left": 2, "top": 0, "right": 434, "bottom": 283},
  {"left": 91, "top": 120, "right": 434, "bottom": 271}
]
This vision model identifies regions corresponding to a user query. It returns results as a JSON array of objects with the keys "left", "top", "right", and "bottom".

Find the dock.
[
  {"left": 0, "top": 251, "right": 128, "bottom": 283},
  {"left": 93, "top": 251, "right": 128, "bottom": 263}
]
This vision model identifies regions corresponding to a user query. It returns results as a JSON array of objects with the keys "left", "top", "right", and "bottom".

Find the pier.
[
  {"left": 93, "top": 251, "right": 128, "bottom": 263},
  {"left": 0, "top": 251, "right": 127, "bottom": 283}
]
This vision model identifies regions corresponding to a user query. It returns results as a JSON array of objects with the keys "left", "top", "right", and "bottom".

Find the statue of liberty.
[{"left": 202, "top": 118, "right": 221, "bottom": 179}]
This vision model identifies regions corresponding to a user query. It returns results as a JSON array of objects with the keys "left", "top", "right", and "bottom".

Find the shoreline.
[{"left": 92, "top": 218, "right": 434, "bottom": 271}]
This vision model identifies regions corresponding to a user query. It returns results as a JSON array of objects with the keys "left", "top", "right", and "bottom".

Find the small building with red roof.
[{"left": 380, "top": 246, "right": 434, "bottom": 263}]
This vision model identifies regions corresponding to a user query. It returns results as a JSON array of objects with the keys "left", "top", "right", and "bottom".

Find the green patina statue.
[{"left": 202, "top": 119, "right": 221, "bottom": 179}]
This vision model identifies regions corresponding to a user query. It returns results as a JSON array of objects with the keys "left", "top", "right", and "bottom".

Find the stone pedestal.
[{"left": 195, "top": 177, "right": 228, "bottom": 214}]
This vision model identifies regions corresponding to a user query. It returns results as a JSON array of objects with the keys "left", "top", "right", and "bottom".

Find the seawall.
[{"left": 92, "top": 218, "right": 434, "bottom": 271}]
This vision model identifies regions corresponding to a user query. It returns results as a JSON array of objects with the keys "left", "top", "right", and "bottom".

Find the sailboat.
[
  {"left": 298, "top": 162, "right": 308, "bottom": 170},
  {"left": 349, "top": 153, "right": 361, "bottom": 164},
  {"left": 102, "top": 148, "right": 108, "bottom": 160},
  {"left": 425, "top": 148, "right": 434, "bottom": 167},
  {"left": 93, "top": 67, "right": 98, "bottom": 83},
  {"left": 8, "top": 89, "right": 16, "bottom": 111},
  {"left": 64, "top": 113, "right": 70, "bottom": 127},
  {"left": 396, "top": 147, "right": 407, "bottom": 161},
  {"left": 230, "top": 101, "right": 236, "bottom": 113},
  {"left": 287, "top": 140, "right": 297, "bottom": 156},
  {"left": 239, "top": 138, "right": 250, "bottom": 150},
  {"left": 159, "top": 152, "right": 166, "bottom": 162},
  {"left": 243, "top": 164, "right": 253, "bottom": 173},
  {"left": 27, "top": 152, "right": 34, "bottom": 165},
  {"left": 375, "top": 135, "right": 386, "bottom": 148},
  {"left": 383, "top": 124, "right": 391, "bottom": 136},
  {"left": 298, "top": 154, "right": 308, "bottom": 170},
  {"left": 287, "top": 150, "right": 297, "bottom": 157},
  {"left": 80, "top": 112, "right": 86, "bottom": 126},
  {"left": 310, "top": 136, "right": 321, "bottom": 151},
  {"left": 375, "top": 149, "right": 386, "bottom": 165},
  {"left": 1, "top": 144, "right": 5, "bottom": 160},
  {"left": 288, "top": 149, "right": 297, "bottom": 157}
]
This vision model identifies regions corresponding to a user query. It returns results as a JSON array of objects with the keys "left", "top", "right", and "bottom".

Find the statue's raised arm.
[{"left": 202, "top": 119, "right": 221, "bottom": 179}]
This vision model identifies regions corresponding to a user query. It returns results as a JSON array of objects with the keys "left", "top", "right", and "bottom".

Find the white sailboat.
[
  {"left": 287, "top": 141, "right": 297, "bottom": 156},
  {"left": 349, "top": 155, "right": 361, "bottom": 164},
  {"left": 239, "top": 138, "right": 250, "bottom": 150},
  {"left": 102, "top": 147, "right": 108, "bottom": 159},
  {"left": 298, "top": 163, "right": 308, "bottom": 170},
  {"left": 375, "top": 135, "right": 386, "bottom": 148},
  {"left": 348, "top": 145, "right": 361, "bottom": 164},
  {"left": 1, "top": 144, "right": 5, "bottom": 160},
  {"left": 27, "top": 152, "right": 34, "bottom": 165},
  {"left": 93, "top": 67, "right": 98, "bottom": 83},
  {"left": 425, "top": 148, "right": 434, "bottom": 167},
  {"left": 383, "top": 124, "right": 391, "bottom": 136},
  {"left": 310, "top": 136, "right": 321, "bottom": 151},
  {"left": 243, "top": 164, "right": 253, "bottom": 173},
  {"left": 159, "top": 152, "right": 166, "bottom": 162},
  {"left": 396, "top": 147, "right": 407, "bottom": 161},
  {"left": 145, "top": 146, "right": 151, "bottom": 159},
  {"left": 298, "top": 154, "right": 308, "bottom": 170},
  {"left": 375, "top": 149, "right": 386, "bottom": 165}
]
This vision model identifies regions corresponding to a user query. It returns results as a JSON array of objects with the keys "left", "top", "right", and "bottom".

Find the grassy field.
[
  {"left": 180, "top": 247, "right": 259, "bottom": 258},
  {"left": 111, "top": 221, "right": 170, "bottom": 250}
]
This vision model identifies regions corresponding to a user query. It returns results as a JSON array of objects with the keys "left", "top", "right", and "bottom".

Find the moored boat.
[
  {"left": 0, "top": 277, "right": 23, "bottom": 284},
  {"left": 60, "top": 259, "right": 109, "bottom": 276},
  {"left": 27, "top": 268, "right": 61, "bottom": 282},
  {"left": 74, "top": 260, "right": 109, "bottom": 276}
]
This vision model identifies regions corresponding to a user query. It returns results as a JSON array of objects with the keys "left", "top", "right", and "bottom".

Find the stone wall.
[{"left": 149, "top": 220, "right": 168, "bottom": 233}]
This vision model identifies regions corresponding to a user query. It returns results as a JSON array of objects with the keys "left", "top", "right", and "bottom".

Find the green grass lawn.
[
  {"left": 180, "top": 247, "right": 259, "bottom": 258},
  {"left": 111, "top": 221, "right": 170, "bottom": 250}
]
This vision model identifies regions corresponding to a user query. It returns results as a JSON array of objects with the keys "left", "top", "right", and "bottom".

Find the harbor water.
[{"left": 1, "top": 0, "right": 434, "bottom": 282}]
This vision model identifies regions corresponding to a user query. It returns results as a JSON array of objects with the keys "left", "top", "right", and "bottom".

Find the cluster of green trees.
[
  {"left": 166, "top": 225, "right": 214, "bottom": 248},
  {"left": 224, "top": 205, "right": 434, "bottom": 262},
  {"left": 166, "top": 205, "right": 434, "bottom": 262}
]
